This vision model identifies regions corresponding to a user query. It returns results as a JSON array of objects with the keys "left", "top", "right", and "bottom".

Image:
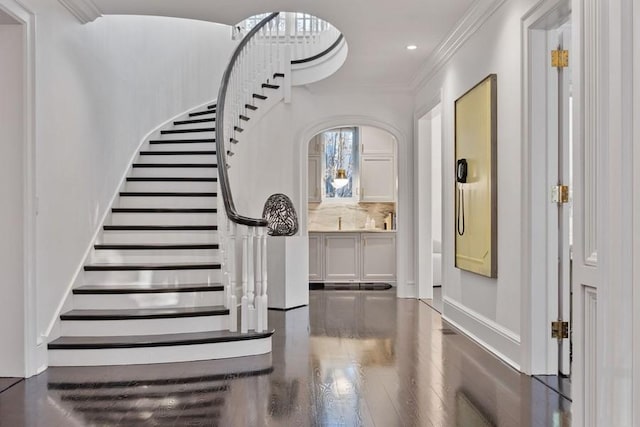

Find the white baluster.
[
  {"left": 228, "top": 222, "right": 238, "bottom": 332},
  {"left": 255, "top": 226, "right": 263, "bottom": 332},
  {"left": 222, "top": 216, "right": 229, "bottom": 309},
  {"left": 247, "top": 226, "right": 256, "bottom": 330},
  {"left": 261, "top": 227, "right": 268, "bottom": 330},
  {"left": 241, "top": 226, "right": 249, "bottom": 333}
]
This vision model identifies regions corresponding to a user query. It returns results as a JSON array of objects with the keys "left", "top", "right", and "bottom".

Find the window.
[{"left": 322, "top": 127, "right": 358, "bottom": 199}]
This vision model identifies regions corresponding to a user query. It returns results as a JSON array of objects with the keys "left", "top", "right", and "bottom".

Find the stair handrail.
[
  {"left": 291, "top": 33, "right": 344, "bottom": 65},
  {"left": 216, "top": 12, "right": 280, "bottom": 227}
]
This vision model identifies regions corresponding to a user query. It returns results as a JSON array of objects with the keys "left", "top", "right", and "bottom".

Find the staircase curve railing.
[{"left": 216, "top": 12, "right": 343, "bottom": 335}]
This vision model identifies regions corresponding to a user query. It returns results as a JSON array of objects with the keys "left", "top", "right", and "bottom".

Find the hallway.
[{"left": 0, "top": 290, "right": 570, "bottom": 426}]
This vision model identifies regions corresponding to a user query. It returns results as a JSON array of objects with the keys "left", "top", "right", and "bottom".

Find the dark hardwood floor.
[{"left": 0, "top": 289, "right": 570, "bottom": 426}]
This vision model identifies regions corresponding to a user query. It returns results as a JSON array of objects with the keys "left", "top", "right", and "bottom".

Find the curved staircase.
[
  {"left": 48, "top": 100, "right": 278, "bottom": 367},
  {"left": 47, "top": 11, "right": 344, "bottom": 367}
]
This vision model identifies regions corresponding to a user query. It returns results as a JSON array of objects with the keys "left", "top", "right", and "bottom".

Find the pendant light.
[{"left": 331, "top": 129, "right": 349, "bottom": 189}]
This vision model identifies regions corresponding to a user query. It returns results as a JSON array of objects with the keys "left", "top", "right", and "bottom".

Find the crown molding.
[
  {"left": 410, "top": 0, "right": 509, "bottom": 90},
  {"left": 57, "top": 0, "right": 102, "bottom": 24}
]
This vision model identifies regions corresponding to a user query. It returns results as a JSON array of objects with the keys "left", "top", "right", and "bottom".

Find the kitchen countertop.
[{"left": 309, "top": 229, "right": 396, "bottom": 233}]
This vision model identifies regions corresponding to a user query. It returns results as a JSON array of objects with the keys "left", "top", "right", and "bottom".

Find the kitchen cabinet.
[
  {"left": 309, "top": 232, "right": 396, "bottom": 282},
  {"left": 360, "top": 126, "right": 395, "bottom": 155},
  {"left": 308, "top": 156, "right": 322, "bottom": 202},
  {"left": 308, "top": 233, "right": 323, "bottom": 281},
  {"left": 361, "top": 233, "right": 396, "bottom": 281},
  {"left": 360, "top": 156, "right": 395, "bottom": 202},
  {"left": 324, "top": 234, "right": 360, "bottom": 281}
]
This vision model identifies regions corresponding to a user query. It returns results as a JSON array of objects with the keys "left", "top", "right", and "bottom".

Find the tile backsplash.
[{"left": 308, "top": 202, "right": 395, "bottom": 231}]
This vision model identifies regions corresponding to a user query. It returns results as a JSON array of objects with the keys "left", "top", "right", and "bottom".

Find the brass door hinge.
[
  {"left": 551, "top": 49, "right": 569, "bottom": 68},
  {"left": 551, "top": 185, "right": 570, "bottom": 204},
  {"left": 551, "top": 321, "right": 569, "bottom": 340}
]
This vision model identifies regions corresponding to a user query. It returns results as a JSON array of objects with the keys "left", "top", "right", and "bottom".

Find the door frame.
[
  {"left": 414, "top": 93, "right": 442, "bottom": 300},
  {"left": 520, "top": 0, "right": 572, "bottom": 376},
  {"left": 0, "top": 0, "right": 38, "bottom": 377}
]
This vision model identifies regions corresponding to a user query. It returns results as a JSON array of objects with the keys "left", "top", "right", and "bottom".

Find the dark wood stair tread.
[
  {"left": 245, "top": 104, "right": 258, "bottom": 111},
  {"left": 273, "top": 73, "right": 285, "bottom": 78},
  {"left": 161, "top": 128, "right": 215, "bottom": 134},
  {"left": 139, "top": 151, "right": 216, "bottom": 155},
  {"left": 261, "top": 83, "right": 279, "bottom": 89},
  {"left": 48, "top": 330, "right": 274, "bottom": 350},
  {"left": 207, "top": 104, "right": 216, "bottom": 109},
  {"left": 59, "top": 305, "right": 229, "bottom": 321},
  {"left": 84, "top": 262, "right": 221, "bottom": 271},
  {"left": 73, "top": 283, "right": 223, "bottom": 294},
  {"left": 94, "top": 243, "right": 219, "bottom": 250},
  {"left": 149, "top": 139, "right": 214, "bottom": 144},
  {"left": 126, "top": 177, "right": 217, "bottom": 182},
  {"left": 103, "top": 225, "right": 218, "bottom": 231},
  {"left": 189, "top": 110, "right": 215, "bottom": 117},
  {"left": 252, "top": 94, "right": 267, "bottom": 100},
  {"left": 112, "top": 208, "right": 217, "bottom": 213},
  {"left": 132, "top": 163, "right": 217, "bottom": 168},
  {"left": 174, "top": 118, "right": 215, "bottom": 125},
  {"left": 119, "top": 192, "right": 217, "bottom": 197}
]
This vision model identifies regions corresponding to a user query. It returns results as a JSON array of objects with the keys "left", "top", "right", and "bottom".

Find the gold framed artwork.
[{"left": 454, "top": 74, "right": 497, "bottom": 278}]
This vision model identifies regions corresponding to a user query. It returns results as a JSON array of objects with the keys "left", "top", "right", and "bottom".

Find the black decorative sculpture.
[{"left": 262, "top": 193, "right": 298, "bottom": 236}]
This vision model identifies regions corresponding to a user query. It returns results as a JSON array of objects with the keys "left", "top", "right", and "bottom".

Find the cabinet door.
[
  {"left": 308, "top": 156, "right": 322, "bottom": 202},
  {"left": 360, "top": 126, "right": 395, "bottom": 155},
  {"left": 324, "top": 234, "right": 360, "bottom": 281},
  {"left": 360, "top": 156, "right": 395, "bottom": 202},
  {"left": 361, "top": 234, "right": 396, "bottom": 281},
  {"left": 308, "top": 233, "right": 323, "bottom": 281},
  {"left": 308, "top": 135, "right": 323, "bottom": 155}
]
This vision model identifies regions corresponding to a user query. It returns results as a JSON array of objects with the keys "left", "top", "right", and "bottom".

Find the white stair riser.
[
  {"left": 157, "top": 132, "right": 215, "bottom": 141},
  {"left": 91, "top": 248, "right": 220, "bottom": 264},
  {"left": 124, "top": 181, "right": 217, "bottom": 192},
  {"left": 48, "top": 337, "right": 271, "bottom": 366},
  {"left": 130, "top": 167, "right": 216, "bottom": 178},
  {"left": 147, "top": 142, "right": 215, "bottom": 151},
  {"left": 117, "top": 196, "right": 217, "bottom": 209},
  {"left": 73, "top": 291, "right": 225, "bottom": 310},
  {"left": 110, "top": 212, "right": 218, "bottom": 226},
  {"left": 171, "top": 121, "right": 216, "bottom": 130},
  {"left": 60, "top": 314, "right": 228, "bottom": 336},
  {"left": 100, "top": 230, "right": 219, "bottom": 244},
  {"left": 83, "top": 268, "right": 221, "bottom": 286},
  {"left": 137, "top": 154, "right": 216, "bottom": 164}
]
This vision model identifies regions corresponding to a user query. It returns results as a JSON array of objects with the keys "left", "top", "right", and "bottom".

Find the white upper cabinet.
[
  {"left": 308, "top": 134, "right": 323, "bottom": 155},
  {"left": 360, "top": 126, "right": 395, "bottom": 155},
  {"left": 360, "top": 156, "right": 395, "bottom": 202},
  {"left": 308, "top": 156, "right": 322, "bottom": 202}
]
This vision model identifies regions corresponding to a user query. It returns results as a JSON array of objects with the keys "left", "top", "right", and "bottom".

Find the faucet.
[{"left": 338, "top": 216, "right": 342, "bottom": 231}]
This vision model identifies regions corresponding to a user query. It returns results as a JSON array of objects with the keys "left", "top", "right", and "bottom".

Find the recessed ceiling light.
[{"left": 406, "top": 45, "right": 417, "bottom": 50}]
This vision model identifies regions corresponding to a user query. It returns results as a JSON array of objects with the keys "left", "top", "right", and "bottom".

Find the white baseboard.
[{"left": 443, "top": 296, "right": 521, "bottom": 371}]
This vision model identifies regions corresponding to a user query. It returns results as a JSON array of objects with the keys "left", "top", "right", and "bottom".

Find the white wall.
[
  {"left": 229, "top": 86, "right": 415, "bottom": 294},
  {"left": 25, "top": 1, "right": 235, "bottom": 349},
  {"left": 414, "top": 0, "right": 537, "bottom": 368},
  {"left": 0, "top": 21, "right": 25, "bottom": 376},
  {"left": 431, "top": 110, "right": 442, "bottom": 245}
]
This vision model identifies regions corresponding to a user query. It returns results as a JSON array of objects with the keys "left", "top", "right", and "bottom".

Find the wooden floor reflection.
[{"left": 0, "top": 289, "right": 571, "bottom": 426}]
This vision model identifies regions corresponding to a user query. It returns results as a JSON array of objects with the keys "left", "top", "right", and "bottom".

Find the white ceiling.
[
  {"left": 90, "top": 0, "right": 476, "bottom": 89},
  {"left": 0, "top": 9, "right": 19, "bottom": 24}
]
